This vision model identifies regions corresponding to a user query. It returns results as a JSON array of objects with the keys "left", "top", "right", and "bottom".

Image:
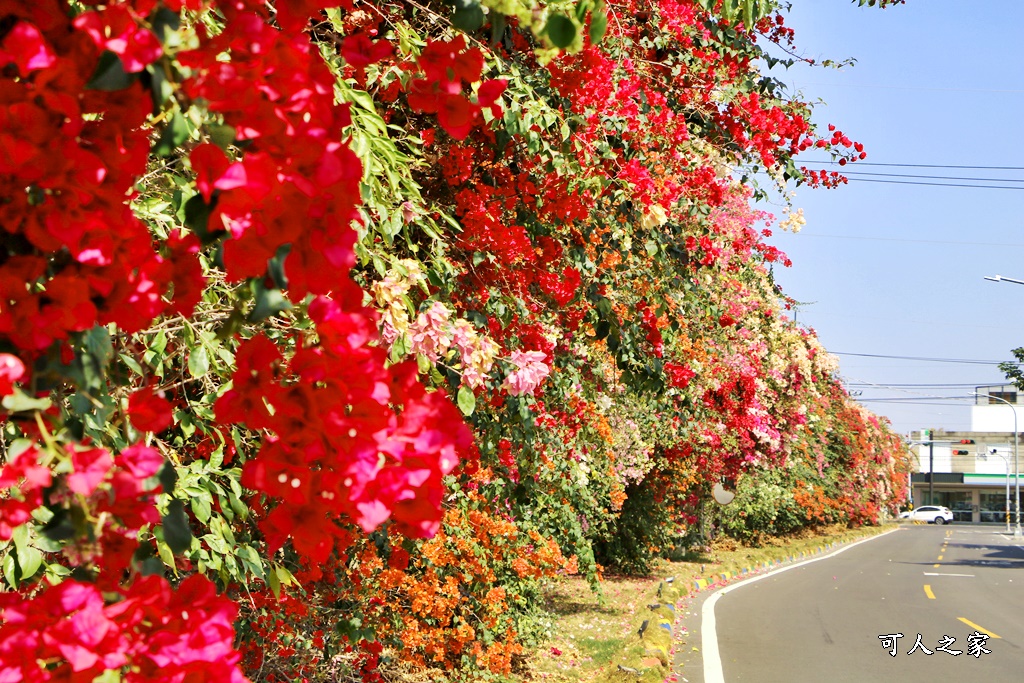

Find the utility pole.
[{"left": 928, "top": 438, "right": 934, "bottom": 505}]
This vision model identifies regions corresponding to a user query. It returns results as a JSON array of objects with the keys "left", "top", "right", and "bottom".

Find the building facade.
[{"left": 911, "top": 385, "right": 1024, "bottom": 524}]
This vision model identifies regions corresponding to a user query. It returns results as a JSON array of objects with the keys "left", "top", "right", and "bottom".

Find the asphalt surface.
[{"left": 684, "top": 525, "right": 1024, "bottom": 682}]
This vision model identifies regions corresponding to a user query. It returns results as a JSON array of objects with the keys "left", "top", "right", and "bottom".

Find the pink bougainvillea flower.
[
  {"left": 116, "top": 444, "right": 165, "bottom": 480},
  {"left": 67, "top": 445, "right": 114, "bottom": 496},
  {"left": 0, "top": 353, "right": 25, "bottom": 396},
  {"left": 503, "top": 350, "right": 551, "bottom": 396}
]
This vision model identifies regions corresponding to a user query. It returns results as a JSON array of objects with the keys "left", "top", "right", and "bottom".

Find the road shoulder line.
[{"left": 701, "top": 526, "right": 900, "bottom": 683}]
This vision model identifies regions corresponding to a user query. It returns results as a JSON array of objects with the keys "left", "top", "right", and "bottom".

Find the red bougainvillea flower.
[
  {"left": 163, "top": 232, "right": 205, "bottom": 317},
  {"left": 0, "top": 574, "right": 248, "bottom": 682},
  {"left": 0, "top": 20, "right": 57, "bottom": 74},
  {"left": 127, "top": 386, "right": 174, "bottom": 433},
  {"left": 538, "top": 266, "right": 581, "bottom": 307},
  {"left": 477, "top": 78, "right": 508, "bottom": 117},
  {"left": 404, "top": 36, "right": 505, "bottom": 140},
  {"left": 0, "top": 354, "right": 25, "bottom": 396},
  {"left": 73, "top": 5, "right": 163, "bottom": 72},
  {"left": 664, "top": 361, "right": 696, "bottom": 389},
  {"left": 342, "top": 32, "right": 393, "bottom": 71},
  {"left": 0, "top": 444, "right": 51, "bottom": 540}
]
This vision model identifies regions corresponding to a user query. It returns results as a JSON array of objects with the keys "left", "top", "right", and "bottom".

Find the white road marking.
[
  {"left": 701, "top": 528, "right": 900, "bottom": 683},
  {"left": 923, "top": 572, "right": 975, "bottom": 577}
]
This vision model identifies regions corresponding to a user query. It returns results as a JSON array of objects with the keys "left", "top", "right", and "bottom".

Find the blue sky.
[{"left": 756, "top": 0, "right": 1024, "bottom": 436}]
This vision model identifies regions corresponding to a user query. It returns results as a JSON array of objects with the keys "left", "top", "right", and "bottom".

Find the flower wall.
[{"left": 0, "top": 0, "right": 911, "bottom": 680}]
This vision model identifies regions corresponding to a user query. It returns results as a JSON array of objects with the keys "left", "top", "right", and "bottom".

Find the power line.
[
  {"left": 844, "top": 171, "right": 1024, "bottom": 184},
  {"left": 834, "top": 352, "right": 1019, "bottom": 366},
  {"left": 804, "top": 161, "right": 1024, "bottom": 171},
  {"left": 845, "top": 383, "right": 997, "bottom": 388},
  {"left": 845, "top": 177, "right": 1024, "bottom": 190},
  {"left": 788, "top": 82, "right": 1024, "bottom": 95},
  {"left": 857, "top": 400, "right": 977, "bottom": 407},
  {"left": 857, "top": 397, "right": 976, "bottom": 402}
]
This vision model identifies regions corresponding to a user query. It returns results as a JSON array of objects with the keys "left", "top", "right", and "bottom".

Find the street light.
[
  {"left": 985, "top": 274, "right": 1024, "bottom": 286},
  {"left": 974, "top": 392, "right": 1021, "bottom": 537},
  {"left": 980, "top": 447, "right": 1012, "bottom": 533}
]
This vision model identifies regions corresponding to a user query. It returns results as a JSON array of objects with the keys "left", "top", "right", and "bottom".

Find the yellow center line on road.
[
  {"left": 924, "top": 585, "right": 935, "bottom": 600},
  {"left": 958, "top": 618, "right": 1002, "bottom": 639},
  {"left": 933, "top": 563, "right": 940, "bottom": 568},
  {"left": 937, "top": 555, "right": 943, "bottom": 560}
]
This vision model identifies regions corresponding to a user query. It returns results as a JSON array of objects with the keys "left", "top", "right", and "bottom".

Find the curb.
[{"left": 689, "top": 541, "right": 844, "bottom": 592}]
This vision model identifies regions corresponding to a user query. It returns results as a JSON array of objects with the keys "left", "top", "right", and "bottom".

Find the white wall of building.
[
  {"left": 916, "top": 445, "right": 952, "bottom": 473},
  {"left": 975, "top": 446, "right": 1013, "bottom": 475},
  {"left": 971, "top": 404, "right": 1024, "bottom": 432}
]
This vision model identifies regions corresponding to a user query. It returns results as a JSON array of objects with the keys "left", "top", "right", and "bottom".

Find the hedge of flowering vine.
[{"left": 0, "top": 0, "right": 911, "bottom": 681}]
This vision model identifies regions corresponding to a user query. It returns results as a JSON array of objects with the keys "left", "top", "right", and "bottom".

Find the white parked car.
[{"left": 904, "top": 505, "right": 953, "bottom": 524}]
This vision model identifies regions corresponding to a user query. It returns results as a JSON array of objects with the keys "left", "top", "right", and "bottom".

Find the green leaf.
[
  {"left": 2, "top": 389, "right": 52, "bottom": 414},
  {"left": 153, "top": 112, "right": 191, "bottom": 157},
  {"left": 158, "top": 461, "right": 178, "bottom": 494},
  {"left": 2, "top": 553, "right": 16, "bottom": 589},
  {"left": 87, "top": 51, "right": 135, "bottom": 91},
  {"left": 183, "top": 194, "right": 217, "bottom": 245},
  {"left": 268, "top": 244, "right": 290, "bottom": 290},
  {"left": 577, "top": 0, "right": 593, "bottom": 22},
  {"left": 147, "top": 62, "right": 172, "bottom": 110},
  {"left": 249, "top": 280, "right": 293, "bottom": 322},
  {"left": 92, "top": 669, "right": 123, "bottom": 683},
  {"left": 42, "top": 508, "right": 76, "bottom": 542},
  {"left": 452, "top": 3, "right": 485, "bottom": 32},
  {"left": 12, "top": 523, "right": 28, "bottom": 553},
  {"left": 209, "top": 124, "right": 237, "bottom": 150},
  {"left": 119, "top": 353, "right": 145, "bottom": 376},
  {"left": 545, "top": 14, "right": 578, "bottom": 48},
  {"left": 83, "top": 326, "right": 113, "bottom": 369},
  {"left": 275, "top": 564, "right": 297, "bottom": 589},
  {"left": 589, "top": 6, "right": 609, "bottom": 44},
  {"left": 720, "top": 0, "right": 737, "bottom": 22},
  {"left": 190, "top": 495, "right": 212, "bottom": 524},
  {"left": 188, "top": 346, "right": 209, "bottom": 378},
  {"left": 151, "top": 6, "right": 181, "bottom": 44},
  {"left": 162, "top": 498, "right": 193, "bottom": 554},
  {"left": 457, "top": 385, "right": 476, "bottom": 416},
  {"left": 268, "top": 563, "right": 282, "bottom": 598},
  {"left": 17, "top": 546, "right": 42, "bottom": 582},
  {"left": 228, "top": 492, "right": 248, "bottom": 521},
  {"left": 139, "top": 556, "right": 165, "bottom": 577}
]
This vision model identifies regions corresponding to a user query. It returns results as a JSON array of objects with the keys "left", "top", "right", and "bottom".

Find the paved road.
[{"left": 703, "top": 525, "right": 1024, "bottom": 682}]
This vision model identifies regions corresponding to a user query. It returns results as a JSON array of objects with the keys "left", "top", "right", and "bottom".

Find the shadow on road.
[{"left": 902, "top": 542, "right": 1024, "bottom": 569}]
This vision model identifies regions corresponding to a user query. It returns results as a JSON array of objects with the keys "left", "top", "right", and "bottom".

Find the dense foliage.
[{"left": 0, "top": 0, "right": 911, "bottom": 680}]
